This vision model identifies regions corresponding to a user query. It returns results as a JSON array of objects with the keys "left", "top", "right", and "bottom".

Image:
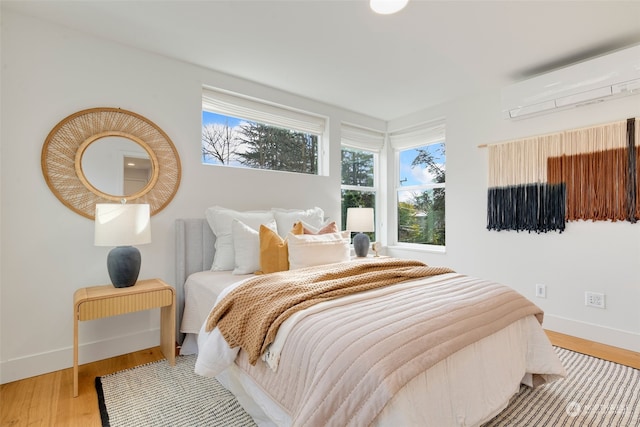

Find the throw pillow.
[
  {"left": 272, "top": 207, "right": 325, "bottom": 238},
  {"left": 292, "top": 220, "right": 338, "bottom": 235},
  {"left": 287, "top": 231, "right": 350, "bottom": 270},
  {"left": 232, "top": 219, "right": 277, "bottom": 275},
  {"left": 206, "top": 206, "right": 274, "bottom": 271},
  {"left": 258, "top": 225, "right": 290, "bottom": 274}
]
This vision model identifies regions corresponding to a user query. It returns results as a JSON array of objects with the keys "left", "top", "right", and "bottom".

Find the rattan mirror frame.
[{"left": 41, "top": 107, "right": 181, "bottom": 219}]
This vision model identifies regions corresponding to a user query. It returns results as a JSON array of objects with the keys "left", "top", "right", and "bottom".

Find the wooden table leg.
[
  {"left": 160, "top": 300, "right": 176, "bottom": 365},
  {"left": 73, "top": 311, "right": 79, "bottom": 397}
]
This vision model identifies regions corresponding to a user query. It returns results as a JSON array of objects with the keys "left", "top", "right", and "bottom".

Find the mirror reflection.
[{"left": 81, "top": 136, "right": 152, "bottom": 196}]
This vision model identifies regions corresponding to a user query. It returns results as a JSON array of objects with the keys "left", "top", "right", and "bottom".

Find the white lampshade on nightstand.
[
  {"left": 346, "top": 207, "right": 374, "bottom": 258},
  {"left": 95, "top": 203, "right": 151, "bottom": 288}
]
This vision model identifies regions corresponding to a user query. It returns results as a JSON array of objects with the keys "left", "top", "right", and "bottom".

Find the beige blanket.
[{"left": 205, "top": 258, "right": 454, "bottom": 364}]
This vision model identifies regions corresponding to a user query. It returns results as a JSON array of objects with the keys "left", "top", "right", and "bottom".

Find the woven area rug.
[
  {"left": 482, "top": 347, "right": 639, "bottom": 426},
  {"left": 96, "top": 348, "right": 639, "bottom": 426},
  {"left": 95, "top": 355, "right": 256, "bottom": 427}
]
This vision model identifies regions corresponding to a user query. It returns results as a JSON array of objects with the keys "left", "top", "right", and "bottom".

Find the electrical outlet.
[
  {"left": 585, "top": 291, "right": 605, "bottom": 309},
  {"left": 535, "top": 284, "right": 546, "bottom": 298}
]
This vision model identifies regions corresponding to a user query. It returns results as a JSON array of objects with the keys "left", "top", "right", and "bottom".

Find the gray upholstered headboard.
[{"left": 175, "top": 218, "right": 216, "bottom": 342}]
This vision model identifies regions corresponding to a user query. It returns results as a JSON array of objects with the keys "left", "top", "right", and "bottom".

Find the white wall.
[
  {"left": 0, "top": 11, "right": 384, "bottom": 383},
  {"left": 387, "top": 89, "right": 640, "bottom": 352}
]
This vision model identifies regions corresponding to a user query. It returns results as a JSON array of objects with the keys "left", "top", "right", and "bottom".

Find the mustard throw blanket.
[{"left": 205, "top": 258, "right": 455, "bottom": 364}]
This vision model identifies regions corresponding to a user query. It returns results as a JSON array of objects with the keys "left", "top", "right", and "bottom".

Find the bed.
[{"left": 175, "top": 215, "right": 566, "bottom": 427}]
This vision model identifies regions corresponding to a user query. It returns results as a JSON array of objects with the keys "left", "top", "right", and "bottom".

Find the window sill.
[{"left": 387, "top": 244, "right": 446, "bottom": 255}]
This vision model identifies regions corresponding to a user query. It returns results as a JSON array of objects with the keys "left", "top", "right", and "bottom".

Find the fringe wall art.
[{"left": 486, "top": 117, "right": 639, "bottom": 233}]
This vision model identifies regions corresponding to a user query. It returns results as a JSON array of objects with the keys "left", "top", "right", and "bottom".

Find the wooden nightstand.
[{"left": 73, "top": 278, "right": 176, "bottom": 397}]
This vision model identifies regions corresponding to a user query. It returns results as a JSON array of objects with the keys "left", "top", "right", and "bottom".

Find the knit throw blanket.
[{"left": 205, "top": 258, "right": 455, "bottom": 364}]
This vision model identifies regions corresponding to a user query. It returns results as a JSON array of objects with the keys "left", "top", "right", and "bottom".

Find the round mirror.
[
  {"left": 80, "top": 136, "right": 154, "bottom": 197},
  {"left": 41, "top": 108, "right": 181, "bottom": 219}
]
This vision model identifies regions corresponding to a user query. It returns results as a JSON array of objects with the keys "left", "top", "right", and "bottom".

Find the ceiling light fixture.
[{"left": 370, "top": 0, "right": 409, "bottom": 15}]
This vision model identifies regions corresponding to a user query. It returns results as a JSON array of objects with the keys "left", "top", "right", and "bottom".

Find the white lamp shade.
[
  {"left": 95, "top": 204, "right": 151, "bottom": 246},
  {"left": 346, "top": 207, "right": 375, "bottom": 233}
]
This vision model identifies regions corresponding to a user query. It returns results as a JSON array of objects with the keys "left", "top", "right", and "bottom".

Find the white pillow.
[
  {"left": 287, "top": 231, "right": 351, "bottom": 270},
  {"left": 272, "top": 207, "right": 325, "bottom": 238},
  {"left": 232, "top": 219, "right": 277, "bottom": 275},
  {"left": 205, "top": 206, "right": 275, "bottom": 271}
]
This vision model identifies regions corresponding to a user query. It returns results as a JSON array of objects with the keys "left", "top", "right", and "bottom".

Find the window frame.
[
  {"left": 201, "top": 86, "right": 328, "bottom": 175},
  {"left": 390, "top": 120, "right": 446, "bottom": 251},
  {"left": 340, "top": 123, "right": 384, "bottom": 243}
]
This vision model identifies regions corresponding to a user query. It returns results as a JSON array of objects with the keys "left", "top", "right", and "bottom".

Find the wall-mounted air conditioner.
[{"left": 501, "top": 44, "right": 640, "bottom": 119}]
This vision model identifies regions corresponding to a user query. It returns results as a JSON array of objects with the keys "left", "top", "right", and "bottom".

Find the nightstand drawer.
[{"left": 77, "top": 289, "right": 173, "bottom": 320}]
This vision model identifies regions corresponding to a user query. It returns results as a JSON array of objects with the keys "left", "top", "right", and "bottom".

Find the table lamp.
[
  {"left": 346, "top": 207, "right": 374, "bottom": 258},
  {"left": 95, "top": 203, "right": 151, "bottom": 288}
]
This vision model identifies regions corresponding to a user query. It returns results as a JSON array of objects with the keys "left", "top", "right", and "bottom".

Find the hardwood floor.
[
  {"left": 0, "top": 347, "right": 165, "bottom": 427},
  {"left": 545, "top": 330, "right": 640, "bottom": 369},
  {"left": 1, "top": 332, "right": 638, "bottom": 426}
]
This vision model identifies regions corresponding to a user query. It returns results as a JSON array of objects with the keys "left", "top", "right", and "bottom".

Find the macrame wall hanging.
[{"left": 486, "top": 117, "right": 639, "bottom": 233}]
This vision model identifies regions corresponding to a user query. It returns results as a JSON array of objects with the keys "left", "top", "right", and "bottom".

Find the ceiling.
[{"left": 4, "top": 0, "right": 640, "bottom": 121}]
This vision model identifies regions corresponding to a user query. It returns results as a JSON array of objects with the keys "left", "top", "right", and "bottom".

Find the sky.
[
  {"left": 203, "top": 111, "right": 242, "bottom": 128},
  {"left": 399, "top": 143, "right": 445, "bottom": 187}
]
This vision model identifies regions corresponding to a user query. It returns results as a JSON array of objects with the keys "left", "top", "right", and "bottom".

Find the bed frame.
[{"left": 175, "top": 218, "right": 215, "bottom": 343}]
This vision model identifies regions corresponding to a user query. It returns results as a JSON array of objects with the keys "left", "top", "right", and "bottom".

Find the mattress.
[{"left": 180, "top": 270, "right": 252, "bottom": 355}]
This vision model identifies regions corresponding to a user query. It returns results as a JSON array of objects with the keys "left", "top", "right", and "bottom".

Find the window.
[
  {"left": 202, "top": 87, "right": 326, "bottom": 175},
  {"left": 340, "top": 124, "right": 384, "bottom": 242},
  {"left": 391, "top": 121, "right": 446, "bottom": 247}
]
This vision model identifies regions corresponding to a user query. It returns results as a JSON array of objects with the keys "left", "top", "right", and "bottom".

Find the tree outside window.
[
  {"left": 202, "top": 111, "right": 319, "bottom": 175},
  {"left": 397, "top": 142, "right": 445, "bottom": 246}
]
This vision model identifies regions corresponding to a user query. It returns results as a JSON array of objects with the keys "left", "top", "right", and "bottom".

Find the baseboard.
[
  {"left": 543, "top": 314, "right": 640, "bottom": 353},
  {"left": 0, "top": 329, "right": 160, "bottom": 384}
]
